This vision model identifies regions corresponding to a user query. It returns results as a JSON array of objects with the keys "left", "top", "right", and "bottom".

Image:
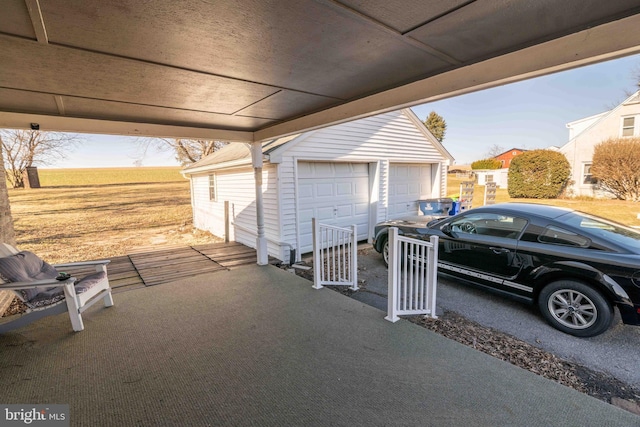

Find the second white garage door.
[
  {"left": 297, "top": 162, "right": 370, "bottom": 253},
  {"left": 387, "top": 163, "right": 433, "bottom": 219}
]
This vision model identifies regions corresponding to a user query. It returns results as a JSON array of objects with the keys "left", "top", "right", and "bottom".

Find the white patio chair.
[{"left": 0, "top": 243, "right": 114, "bottom": 333}]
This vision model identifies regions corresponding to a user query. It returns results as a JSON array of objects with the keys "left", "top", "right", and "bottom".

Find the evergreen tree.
[{"left": 424, "top": 111, "right": 447, "bottom": 143}]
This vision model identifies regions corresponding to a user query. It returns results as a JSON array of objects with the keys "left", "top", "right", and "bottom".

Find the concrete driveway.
[{"left": 351, "top": 246, "right": 640, "bottom": 390}]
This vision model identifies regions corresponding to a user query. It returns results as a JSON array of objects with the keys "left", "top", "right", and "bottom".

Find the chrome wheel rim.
[
  {"left": 383, "top": 240, "right": 389, "bottom": 265},
  {"left": 547, "top": 289, "right": 597, "bottom": 330}
]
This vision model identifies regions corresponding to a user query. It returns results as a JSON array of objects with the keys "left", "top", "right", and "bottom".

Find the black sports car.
[{"left": 372, "top": 203, "right": 640, "bottom": 337}]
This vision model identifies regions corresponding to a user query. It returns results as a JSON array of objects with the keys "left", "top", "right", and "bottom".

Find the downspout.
[{"left": 251, "top": 141, "right": 268, "bottom": 265}]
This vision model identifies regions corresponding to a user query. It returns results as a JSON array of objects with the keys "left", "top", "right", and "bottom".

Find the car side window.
[
  {"left": 449, "top": 213, "right": 527, "bottom": 239},
  {"left": 538, "top": 225, "right": 590, "bottom": 247}
]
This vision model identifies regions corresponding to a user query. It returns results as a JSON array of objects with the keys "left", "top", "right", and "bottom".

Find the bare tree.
[
  {"left": 1, "top": 129, "right": 80, "bottom": 188},
  {"left": 138, "top": 138, "right": 227, "bottom": 166},
  {"left": 485, "top": 144, "right": 506, "bottom": 158}
]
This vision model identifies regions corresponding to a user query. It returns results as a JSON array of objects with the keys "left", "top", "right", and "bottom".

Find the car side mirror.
[{"left": 442, "top": 224, "right": 453, "bottom": 236}]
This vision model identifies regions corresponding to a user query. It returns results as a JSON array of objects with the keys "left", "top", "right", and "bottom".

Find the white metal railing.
[
  {"left": 312, "top": 218, "right": 358, "bottom": 290},
  {"left": 385, "top": 227, "right": 439, "bottom": 322}
]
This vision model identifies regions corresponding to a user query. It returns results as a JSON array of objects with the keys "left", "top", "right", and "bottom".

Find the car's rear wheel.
[{"left": 538, "top": 280, "right": 613, "bottom": 337}]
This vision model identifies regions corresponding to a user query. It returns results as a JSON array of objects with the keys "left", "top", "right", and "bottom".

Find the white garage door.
[
  {"left": 298, "top": 162, "right": 370, "bottom": 253},
  {"left": 388, "top": 163, "right": 433, "bottom": 219}
]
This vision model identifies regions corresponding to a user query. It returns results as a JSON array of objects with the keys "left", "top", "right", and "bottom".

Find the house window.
[
  {"left": 622, "top": 117, "right": 635, "bottom": 137},
  {"left": 208, "top": 174, "right": 217, "bottom": 201},
  {"left": 582, "top": 163, "right": 596, "bottom": 185}
]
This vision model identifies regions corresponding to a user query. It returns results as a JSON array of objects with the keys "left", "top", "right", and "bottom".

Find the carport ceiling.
[{"left": 2, "top": 0, "right": 640, "bottom": 142}]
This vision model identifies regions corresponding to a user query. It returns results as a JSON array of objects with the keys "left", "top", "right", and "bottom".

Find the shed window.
[
  {"left": 209, "top": 174, "right": 217, "bottom": 201},
  {"left": 622, "top": 117, "right": 635, "bottom": 137}
]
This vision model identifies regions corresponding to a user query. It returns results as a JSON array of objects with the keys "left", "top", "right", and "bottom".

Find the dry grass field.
[
  {"left": 7, "top": 167, "right": 219, "bottom": 264},
  {"left": 6, "top": 168, "right": 640, "bottom": 265}
]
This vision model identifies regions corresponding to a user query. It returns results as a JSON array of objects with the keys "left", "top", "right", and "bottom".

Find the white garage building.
[{"left": 182, "top": 109, "right": 454, "bottom": 263}]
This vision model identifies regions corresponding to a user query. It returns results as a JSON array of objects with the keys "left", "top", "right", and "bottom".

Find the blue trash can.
[
  {"left": 449, "top": 201, "right": 460, "bottom": 215},
  {"left": 418, "top": 198, "right": 453, "bottom": 216}
]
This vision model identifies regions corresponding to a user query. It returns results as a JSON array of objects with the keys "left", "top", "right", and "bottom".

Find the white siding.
[
  {"left": 561, "top": 100, "right": 640, "bottom": 197},
  {"left": 190, "top": 164, "right": 285, "bottom": 261},
  {"left": 275, "top": 110, "right": 450, "bottom": 256},
  {"left": 189, "top": 109, "right": 452, "bottom": 262}
]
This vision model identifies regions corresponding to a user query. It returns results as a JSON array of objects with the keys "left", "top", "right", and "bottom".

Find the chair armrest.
[
  {"left": 0, "top": 277, "right": 76, "bottom": 290},
  {"left": 53, "top": 260, "right": 111, "bottom": 268}
]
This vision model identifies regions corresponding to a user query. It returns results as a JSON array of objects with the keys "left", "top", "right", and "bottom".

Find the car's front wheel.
[
  {"left": 381, "top": 236, "right": 389, "bottom": 267},
  {"left": 538, "top": 280, "right": 613, "bottom": 337}
]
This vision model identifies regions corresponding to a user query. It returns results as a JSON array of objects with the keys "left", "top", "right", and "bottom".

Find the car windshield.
[{"left": 556, "top": 211, "right": 640, "bottom": 252}]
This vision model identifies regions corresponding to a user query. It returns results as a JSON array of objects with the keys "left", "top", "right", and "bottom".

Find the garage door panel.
[
  {"left": 298, "top": 161, "right": 370, "bottom": 254},
  {"left": 299, "top": 207, "right": 313, "bottom": 222},
  {"left": 298, "top": 183, "right": 313, "bottom": 198},
  {"left": 335, "top": 204, "right": 353, "bottom": 218},
  {"left": 355, "top": 202, "right": 369, "bottom": 215},
  {"left": 316, "top": 182, "right": 334, "bottom": 197},
  {"left": 388, "top": 163, "right": 433, "bottom": 219},
  {"left": 316, "top": 206, "right": 335, "bottom": 221},
  {"left": 336, "top": 182, "right": 352, "bottom": 196}
]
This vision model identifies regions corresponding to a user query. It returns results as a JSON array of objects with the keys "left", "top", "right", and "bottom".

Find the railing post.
[
  {"left": 350, "top": 224, "right": 358, "bottom": 290},
  {"left": 385, "top": 227, "right": 399, "bottom": 322},
  {"left": 312, "top": 218, "right": 323, "bottom": 289},
  {"left": 428, "top": 235, "right": 439, "bottom": 318}
]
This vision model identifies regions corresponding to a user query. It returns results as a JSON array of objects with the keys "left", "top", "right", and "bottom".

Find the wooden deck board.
[{"left": 60, "top": 242, "right": 260, "bottom": 292}]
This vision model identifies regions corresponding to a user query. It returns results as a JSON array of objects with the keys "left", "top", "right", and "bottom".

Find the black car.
[{"left": 372, "top": 203, "right": 640, "bottom": 337}]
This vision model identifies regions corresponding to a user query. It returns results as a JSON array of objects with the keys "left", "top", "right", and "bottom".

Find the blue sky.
[
  {"left": 411, "top": 53, "right": 640, "bottom": 165},
  {"left": 51, "top": 53, "right": 640, "bottom": 168}
]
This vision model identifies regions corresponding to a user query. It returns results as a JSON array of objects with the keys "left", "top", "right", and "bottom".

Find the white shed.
[{"left": 182, "top": 109, "right": 454, "bottom": 263}]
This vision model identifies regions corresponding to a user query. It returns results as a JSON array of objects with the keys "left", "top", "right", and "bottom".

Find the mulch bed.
[{"left": 408, "top": 311, "right": 640, "bottom": 411}]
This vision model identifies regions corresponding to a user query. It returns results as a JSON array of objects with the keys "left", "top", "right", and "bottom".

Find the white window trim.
[
  {"left": 621, "top": 116, "right": 636, "bottom": 137},
  {"left": 208, "top": 173, "right": 217, "bottom": 201},
  {"left": 582, "top": 162, "right": 596, "bottom": 186}
]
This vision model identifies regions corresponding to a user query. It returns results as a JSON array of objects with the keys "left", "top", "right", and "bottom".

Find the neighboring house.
[
  {"left": 493, "top": 148, "right": 526, "bottom": 168},
  {"left": 182, "top": 109, "right": 454, "bottom": 263},
  {"left": 561, "top": 90, "right": 640, "bottom": 197}
]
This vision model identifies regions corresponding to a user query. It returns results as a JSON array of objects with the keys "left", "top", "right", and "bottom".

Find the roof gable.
[
  {"left": 182, "top": 143, "right": 252, "bottom": 173},
  {"left": 564, "top": 89, "right": 640, "bottom": 141},
  {"left": 182, "top": 108, "right": 454, "bottom": 174}
]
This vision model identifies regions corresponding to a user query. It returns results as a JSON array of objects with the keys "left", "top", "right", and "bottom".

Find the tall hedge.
[
  {"left": 471, "top": 158, "right": 502, "bottom": 170},
  {"left": 508, "top": 150, "right": 570, "bottom": 198}
]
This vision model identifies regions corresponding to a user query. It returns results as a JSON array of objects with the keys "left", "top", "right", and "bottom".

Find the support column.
[{"left": 251, "top": 141, "right": 268, "bottom": 265}]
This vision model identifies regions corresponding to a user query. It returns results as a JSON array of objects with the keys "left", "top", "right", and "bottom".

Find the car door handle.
[{"left": 490, "top": 247, "right": 510, "bottom": 254}]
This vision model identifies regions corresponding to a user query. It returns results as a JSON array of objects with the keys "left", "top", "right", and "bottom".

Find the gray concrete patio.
[{"left": 1, "top": 264, "right": 638, "bottom": 426}]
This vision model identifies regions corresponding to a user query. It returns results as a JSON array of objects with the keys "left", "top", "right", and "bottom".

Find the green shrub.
[
  {"left": 508, "top": 150, "right": 570, "bottom": 198},
  {"left": 471, "top": 158, "right": 502, "bottom": 170}
]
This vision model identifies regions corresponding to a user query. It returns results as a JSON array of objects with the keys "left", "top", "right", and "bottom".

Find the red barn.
[{"left": 494, "top": 148, "right": 526, "bottom": 168}]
